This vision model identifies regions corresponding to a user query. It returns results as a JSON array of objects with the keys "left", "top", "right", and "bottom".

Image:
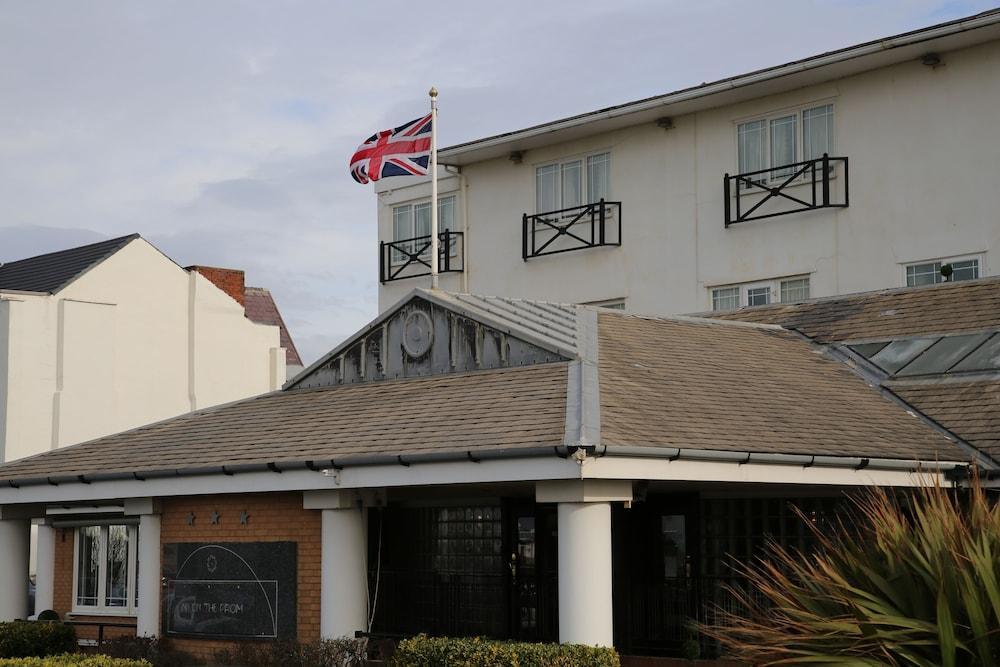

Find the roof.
[
  {"left": 890, "top": 378, "right": 1000, "bottom": 460},
  {"left": 702, "top": 277, "right": 1000, "bottom": 343},
  {"left": 597, "top": 312, "right": 968, "bottom": 462},
  {"left": 430, "top": 10, "right": 1000, "bottom": 167},
  {"left": 245, "top": 286, "right": 303, "bottom": 367},
  {"left": 0, "top": 363, "right": 569, "bottom": 483},
  {"left": 0, "top": 234, "right": 139, "bottom": 294}
]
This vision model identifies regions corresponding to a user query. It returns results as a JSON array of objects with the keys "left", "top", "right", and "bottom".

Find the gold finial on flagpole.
[{"left": 429, "top": 86, "right": 438, "bottom": 98}]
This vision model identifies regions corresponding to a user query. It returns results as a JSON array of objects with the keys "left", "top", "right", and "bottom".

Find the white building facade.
[
  {"left": 0, "top": 235, "right": 287, "bottom": 465},
  {"left": 376, "top": 12, "right": 1000, "bottom": 314}
]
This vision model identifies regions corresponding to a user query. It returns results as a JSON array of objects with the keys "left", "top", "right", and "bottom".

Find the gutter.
[
  {"left": 2, "top": 443, "right": 968, "bottom": 491},
  {"left": 439, "top": 10, "right": 1000, "bottom": 162}
]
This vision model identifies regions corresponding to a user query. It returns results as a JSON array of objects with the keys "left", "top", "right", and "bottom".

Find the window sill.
[{"left": 68, "top": 609, "right": 137, "bottom": 619}]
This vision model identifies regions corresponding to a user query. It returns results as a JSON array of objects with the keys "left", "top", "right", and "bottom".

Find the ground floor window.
[{"left": 74, "top": 524, "right": 138, "bottom": 614}]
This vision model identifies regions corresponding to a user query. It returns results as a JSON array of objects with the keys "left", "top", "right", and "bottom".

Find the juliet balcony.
[
  {"left": 724, "top": 154, "right": 849, "bottom": 227},
  {"left": 379, "top": 231, "right": 464, "bottom": 283},
  {"left": 522, "top": 200, "right": 622, "bottom": 260}
]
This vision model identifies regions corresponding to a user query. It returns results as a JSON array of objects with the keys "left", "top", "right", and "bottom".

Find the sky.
[{"left": 1, "top": 0, "right": 995, "bottom": 364}]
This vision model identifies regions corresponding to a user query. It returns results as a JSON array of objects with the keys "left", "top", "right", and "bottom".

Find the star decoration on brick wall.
[
  {"left": 185, "top": 512, "right": 196, "bottom": 526},
  {"left": 210, "top": 510, "right": 221, "bottom": 525},
  {"left": 240, "top": 510, "right": 250, "bottom": 526}
]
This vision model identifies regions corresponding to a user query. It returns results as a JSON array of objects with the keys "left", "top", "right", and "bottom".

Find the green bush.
[
  {"left": 0, "top": 621, "right": 76, "bottom": 658},
  {"left": 390, "top": 635, "right": 621, "bottom": 667},
  {"left": 214, "top": 637, "right": 367, "bottom": 667},
  {"left": 0, "top": 655, "right": 150, "bottom": 667}
]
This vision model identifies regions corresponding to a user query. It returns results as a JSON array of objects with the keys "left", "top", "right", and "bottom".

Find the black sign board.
[{"left": 163, "top": 542, "right": 297, "bottom": 640}]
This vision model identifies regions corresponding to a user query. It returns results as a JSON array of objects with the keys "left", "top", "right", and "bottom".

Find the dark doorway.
[{"left": 506, "top": 502, "right": 558, "bottom": 641}]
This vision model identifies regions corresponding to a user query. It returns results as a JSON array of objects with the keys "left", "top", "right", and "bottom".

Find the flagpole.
[{"left": 429, "top": 86, "right": 439, "bottom": 290}]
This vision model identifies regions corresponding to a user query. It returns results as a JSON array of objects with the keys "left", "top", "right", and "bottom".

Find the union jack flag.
[{"left": 350, "top": 113, "right": 432, "bottom": 184}]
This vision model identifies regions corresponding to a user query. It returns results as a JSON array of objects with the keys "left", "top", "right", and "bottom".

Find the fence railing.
[
  {"left": 379, "top": 231, "right": 464, "bottom": 283},
  {"left": 522, "top": 200, "right": 621, "bottom": 260},
  {"left": 724, "top": 154, "right": 848, "bottom": 226}
]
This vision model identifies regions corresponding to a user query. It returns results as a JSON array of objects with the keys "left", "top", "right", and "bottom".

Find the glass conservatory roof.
[{"left": 849, "top": 331, "right": 1000, "bottom": 377}]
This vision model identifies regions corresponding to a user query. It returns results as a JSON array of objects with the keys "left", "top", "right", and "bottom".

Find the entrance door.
[{"left": 506, "top": 503, "right": 558, "bottom": 641}]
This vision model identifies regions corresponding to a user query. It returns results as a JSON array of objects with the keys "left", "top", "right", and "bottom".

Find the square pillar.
[
  {"left": 136, "top": 513, "right": 162, "bottom": 637},
  {"left": 0, "top": 518, "right": 31, "bottom": 621},
  {"left": 304, "top": 490, "right": 369, "bottom": 639},
  {"left": 33, "top": 522, "right": 56, "bottom": 616}
]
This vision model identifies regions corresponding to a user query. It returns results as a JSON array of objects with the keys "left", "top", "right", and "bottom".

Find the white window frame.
[
  {"left": 710, "top": 275, "right": 811, "bottom": 311},
  {"left": 72, "top": 524, "right": 139, "bottom": 616},
  {"left": 735, "top": 102, "right": 835, "bottom": 186},
  {"left": 535, "top": 151, "right": 612, "bottom": 215},
  {"left": 902, "top": 254, "right": 984, "bottom": 287},
  {"left": 581, "top": 297, "right": 626, "bottom": 310},
  {"left": 390, "top": 195, "right": 459, "bottom": 265}
]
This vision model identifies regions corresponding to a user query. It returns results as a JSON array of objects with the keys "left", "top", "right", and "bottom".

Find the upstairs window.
[
  {"left": 74, "top": 524, "right": 138, "bottom": 614},
  {"left": 711, "top": 276, "right": 811, "bottom": 311},
  {"left": 392, "top": 195, "right": 457, "bottom": 263},
  {"left": 536, "top": 152, "right": 610, "bottom": 213},
  {"left": 904, "top": 256, "right": 981, "bottom": 286},
  {"left": 737, "top": 104, "right": 834, "bottom": 181}
]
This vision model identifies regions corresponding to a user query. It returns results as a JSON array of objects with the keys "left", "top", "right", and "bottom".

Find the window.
[
  {"left": 391, "top": 195, "right": 457, "bottom": 263},
  {"left": 536, "top": 152, "right": 610, "bottom": 213},
  {"left": 905, "top": 257, "right": 981, "bottom": 286},
  {"left": 582, "top": 298, "right": 626, "bottom": 310},
  {"left": 711, "top": 276, "right": 810, "bottom": 311},
  {"left": 737, "top": 104, "right": 833, "bottom": 181},
  {"left": 74, "top": 524, "right": 138, "bottom": 614}
]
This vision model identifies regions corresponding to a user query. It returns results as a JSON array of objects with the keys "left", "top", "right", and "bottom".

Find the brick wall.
[
  {"left": 50, "top": 492, "right": 321, "bottom": 660},
  {"left": 186, "top": 265, "right": 246, "bottom": 307},
  {"left": 160, "top": 492, "right": 321, "bottom": 661}
]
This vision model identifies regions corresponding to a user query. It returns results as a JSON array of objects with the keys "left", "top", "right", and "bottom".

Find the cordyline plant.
[{"left": 701, "top": 474, "right": 1000, "bottom": 666}]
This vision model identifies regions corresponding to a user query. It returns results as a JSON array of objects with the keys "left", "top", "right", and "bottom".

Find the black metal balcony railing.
[
  {"left": 522, "top": 200, "right": 621, "bottom": 260},
  {"left": 724, "top": 154, "right": 848, "bottom": 227},
  {"left": 379, "top": 231, "right": 464, "bottom": 283}
]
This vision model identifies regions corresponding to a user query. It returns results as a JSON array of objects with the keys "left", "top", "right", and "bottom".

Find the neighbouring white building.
[
  {"left": 375, "top": 10, "right": 1000, "bottom": 314},
  {"left": 0, "top": 234, "right": 295, "bottom": 465}
]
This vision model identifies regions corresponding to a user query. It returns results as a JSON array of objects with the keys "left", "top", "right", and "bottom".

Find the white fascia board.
[
  {"left": 580, "top": 455, "right": 952, "bottom": 488},
  {"left": 0, "top": 457, "right": 584, "bottom": 507}
]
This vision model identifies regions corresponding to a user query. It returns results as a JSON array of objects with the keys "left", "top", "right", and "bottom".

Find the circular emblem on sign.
[
  {"left": 402, "top": 310, "right": 434, "bottom": 358},
  {"left": 206, "top": 554, "right": 218, "bottom": 574}
]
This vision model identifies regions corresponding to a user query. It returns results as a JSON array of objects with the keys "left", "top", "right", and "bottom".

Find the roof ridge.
[
  {"left": 0, "top": 233, "right": 139, "bottom": 267},
  {"left": 600, "top": 308, "right": 787, "bottom": 331}
]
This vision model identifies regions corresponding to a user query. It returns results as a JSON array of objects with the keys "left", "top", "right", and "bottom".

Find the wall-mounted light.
[
  {"left": 509, "top": 151, "right": 523, "bottom": 164},
  {"left": 656, "top": 117, "right": 674, "bottom": 131}
]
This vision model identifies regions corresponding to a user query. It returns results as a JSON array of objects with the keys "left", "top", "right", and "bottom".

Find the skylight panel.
[
  {"left": 849, "top": 342, "right": 889, "bottom": 359},
  {"left": 867, "top": 337, "right": 938, "bottom": 374},
  {"left": 951, "top": 333, "right": 1000, "bottom": 373},
  {"left": 894, "top": 333, "right": 993, "bottom": 376}
]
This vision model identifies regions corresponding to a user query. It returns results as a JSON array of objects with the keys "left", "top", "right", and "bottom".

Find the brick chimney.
[{"left": 187, "top": 265, "right": 246, "bottom": 307}]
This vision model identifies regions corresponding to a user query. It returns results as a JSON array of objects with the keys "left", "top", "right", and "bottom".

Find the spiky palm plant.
[{"left": 701, "top": 476, "right": 1000, "bottom": 666}]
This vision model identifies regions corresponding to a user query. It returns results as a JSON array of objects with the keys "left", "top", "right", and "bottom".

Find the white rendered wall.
[
  {"left": 320, "top": 508, "right": 368, "bottom": 639},
  {"left": 0, "top": 238, "right": 285, "bottom": 464},
  {"left": 557, "top": 502, "right": 613, "bottom": 646},
  {"left": 378, "top": 39, "right": 1000, "bottom": 313},
  {"left": 0, "top": 519, "right": 30, "bottom": 621}
]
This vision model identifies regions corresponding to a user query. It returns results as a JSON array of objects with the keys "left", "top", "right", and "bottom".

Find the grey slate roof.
[{"left": 0, "top": 234, "right": 139, "bottom": 294}]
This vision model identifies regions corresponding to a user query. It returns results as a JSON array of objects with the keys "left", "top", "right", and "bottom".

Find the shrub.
[
  {"left": 213, "top": 637, "right": 367, "bottom": 667},
  {"left": 389, "top": 635, "right": 621, "bottom": 667},
  {"left": 98, "top": 637, "right": 198, "bottom": 667},
  {"left": 0, "top": 655, "right": 150, "bottom": 667},
  {"left": 701, "top": 476, "right": 1000, "bottom": 665},
  {"left": 0, "top": 621, "right": 76, "bottom": 658},
  {"left": 37, "top": 611, "right": 60, "bottom": 622}
]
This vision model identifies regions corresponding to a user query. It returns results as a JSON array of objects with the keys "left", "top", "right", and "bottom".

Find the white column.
[
  {"left": 34, "top": 523, "right": 56, "bottom": 616},
  {"left": 137, "top": 514, "right": 161, "bottom": 637},
  {"left": 320, "top": 507, "right": 367, "bottom": 639},
  {"left": 0, "top": 518, "right": 30, "bottom": 621},
  {"left": 557, "top": 502, "right": 614, "bottom": 647}
]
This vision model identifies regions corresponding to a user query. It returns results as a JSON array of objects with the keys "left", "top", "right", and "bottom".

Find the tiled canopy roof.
[
  {"left": 0, "top": 364, "right": 569, "bottom": 483},
  {"left": 0, "top": 234, "right": 138, "bottom": 294},
  {"left": 703, "top": 277, "right": 1000, "bottom": 343},
  {"left": 597, "top": 313, "right": 967, "bottom": 462}
]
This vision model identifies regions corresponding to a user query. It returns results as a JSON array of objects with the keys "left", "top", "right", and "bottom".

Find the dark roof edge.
[
  {"left": 439, "top": 9, "right": 1000, "bottom": 161},
  {"left": 0, "top": 234, "right": 140, "bottom": 294}
]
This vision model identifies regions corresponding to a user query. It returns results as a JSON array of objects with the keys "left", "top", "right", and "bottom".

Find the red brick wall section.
[
  {"left": 160, "top": 492, "right": 321, "bottom": 662},
  {"left": 186, "top": 265, "right": 246, "bottom": 307},
  {"left": 52, "top": 528, "right": 138, "bottom": 644}
]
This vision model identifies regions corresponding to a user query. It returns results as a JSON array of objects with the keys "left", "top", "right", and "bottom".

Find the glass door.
[{"left": 506, "top": 503, "right": 558, "bottom": 641}]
